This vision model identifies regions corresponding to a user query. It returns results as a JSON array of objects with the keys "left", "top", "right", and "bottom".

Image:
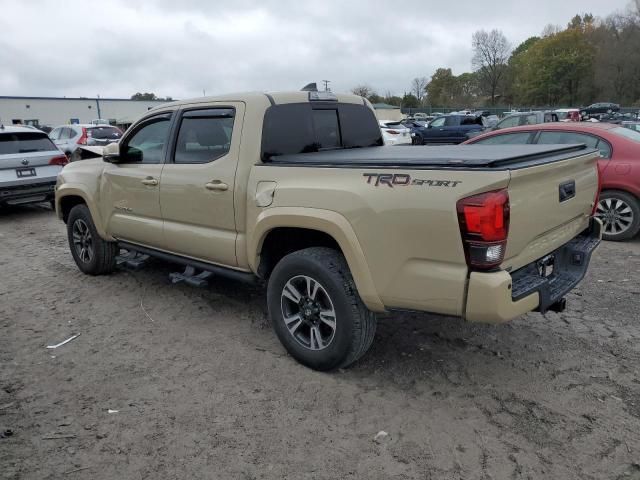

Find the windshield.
[
  {"left": 0, "top": 131, "right": 57, "bottom": 154},
  {"left": 613, "top": 126, "right": 640, "bottom": 143}
]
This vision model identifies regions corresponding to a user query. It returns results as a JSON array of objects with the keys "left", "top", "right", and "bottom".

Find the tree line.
[{"left": 352, "top": 1, "right": 640, "bottom": 108}]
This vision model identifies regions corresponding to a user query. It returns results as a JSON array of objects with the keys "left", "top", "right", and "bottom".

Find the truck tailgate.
[{"left": 502, "top": 148, "right": 599, "bottom": 271}]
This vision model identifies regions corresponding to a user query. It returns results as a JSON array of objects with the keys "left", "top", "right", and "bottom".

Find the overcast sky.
[{"left": 0, "top": 0, "right": 633, "bottom": 99}]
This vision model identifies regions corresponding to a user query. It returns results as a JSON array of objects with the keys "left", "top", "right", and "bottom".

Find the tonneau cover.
[{"left": 269, "top": 144, "right": 596, "bottom": 169}]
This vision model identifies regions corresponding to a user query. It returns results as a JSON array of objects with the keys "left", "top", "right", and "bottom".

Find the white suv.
[
  {"left": 49, "top": 124, "right": 123, "bottom": 158},
  {"left": 0, "top": 125, "right": 67, "bottom": 208}
]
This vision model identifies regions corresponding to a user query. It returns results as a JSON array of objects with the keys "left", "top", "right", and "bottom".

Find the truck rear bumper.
[{"left": 465, "top": 219, "right": 601, "bottom": 324}]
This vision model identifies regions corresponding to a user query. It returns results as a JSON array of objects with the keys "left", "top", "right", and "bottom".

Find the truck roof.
[
  {"left": 269, "top": 144, "right": 597, "bottom": 170},
  {"left": 151, "top": 91, "right": 366, "bottom": 111}
]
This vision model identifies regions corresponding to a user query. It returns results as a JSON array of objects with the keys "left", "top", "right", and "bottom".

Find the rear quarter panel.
[{"left": 247, "top": 165, "right": 510, "bottom": 315}]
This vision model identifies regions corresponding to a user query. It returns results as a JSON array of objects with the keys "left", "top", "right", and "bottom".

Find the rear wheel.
[
  {"left": 67, "top": 204, "right": 118, "bottom": 274},
  {"left": 595, "top": 190, "right": 640, "bottom": 241},
  {"left": 267, "top": 247, "right": 376, "bottom": 371}
]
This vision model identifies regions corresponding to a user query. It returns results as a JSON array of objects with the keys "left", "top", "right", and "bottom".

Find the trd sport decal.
[{"left": 363, "top": 173, "right": 462, "bottom": 188}]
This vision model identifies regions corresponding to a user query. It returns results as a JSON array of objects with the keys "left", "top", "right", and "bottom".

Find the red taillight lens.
[
  {"left": 77, "top": 127, "right": 88, "bottom": 145},
  {"left": 386, "top": 130, "right": 400, "bottom": 135},
  {"left": 457, "top": 189, "right": 510, "bottom": 270},
  {"left": 49, "top": 155, "right": 68, "bottom": 166}
]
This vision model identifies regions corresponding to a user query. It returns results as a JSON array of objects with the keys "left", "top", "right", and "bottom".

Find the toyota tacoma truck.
[{"left": 55, "top": 90, "right": 601, "bottom": 371}]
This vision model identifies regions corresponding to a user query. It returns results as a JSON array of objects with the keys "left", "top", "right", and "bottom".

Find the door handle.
[
  {"left": 205, "top": 180, "right": 229, "bottom": 191},
  {"left": 141, "top": 177, "right": 158, "bottom": 186}
]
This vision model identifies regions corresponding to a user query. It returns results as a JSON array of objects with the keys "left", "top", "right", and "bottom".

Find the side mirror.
[{"left": 102, "top": 142, "right": 121, "bottom": 163}]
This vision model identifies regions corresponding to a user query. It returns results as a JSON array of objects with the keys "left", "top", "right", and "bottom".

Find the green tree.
[
  {"left": 425, "top": 68, "right": 457, "bottom": 107},
  {"left": 401, "top": 93, "right": 420, "bottom": 108}
]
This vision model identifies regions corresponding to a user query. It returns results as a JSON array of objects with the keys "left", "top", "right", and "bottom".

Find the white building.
[{"left": 0, "top": 95, "right": 171, "bottom": 128}]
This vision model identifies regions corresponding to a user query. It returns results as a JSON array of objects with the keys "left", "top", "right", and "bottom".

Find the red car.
[{"left": 463, "top": 122, "right": 640, "bottom": 241}]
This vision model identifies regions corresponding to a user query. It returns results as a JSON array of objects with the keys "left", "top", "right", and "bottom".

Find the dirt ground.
[{"left": 1, "top": 205, "right": 639, "bottom": 480}]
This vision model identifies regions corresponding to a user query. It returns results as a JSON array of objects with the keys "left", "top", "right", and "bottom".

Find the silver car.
[
  {"left": 49, "top": 124, "right": 122, "bottom": 158},
  {"left": 0, "top": 125, "right": 67, "bottom": 208}
]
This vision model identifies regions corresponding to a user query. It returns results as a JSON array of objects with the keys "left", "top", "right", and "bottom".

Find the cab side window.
[
  {"left": 121, "top": 116, "right": 171, "bottom": 164},
  {"left": 430, "top": 117, "right": 446, "bottom": 128},
  {"left": 474, "top": 132, "right": 533, "bottom": 145},
  {"left": 174, "top": 109, "right": 235, "bottom": 164}
]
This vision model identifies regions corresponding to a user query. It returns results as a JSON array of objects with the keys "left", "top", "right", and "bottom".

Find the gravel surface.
[{"left": 1, "top": 205, "right": 639, "bottom": 480}]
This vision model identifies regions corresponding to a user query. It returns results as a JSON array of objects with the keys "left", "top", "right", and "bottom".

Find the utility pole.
[
  {"left": 322, "top": 80, "right": 331, "bottom": 92},
  {"left": 96, "top": 94, "right": 101, "bottom": 120}
]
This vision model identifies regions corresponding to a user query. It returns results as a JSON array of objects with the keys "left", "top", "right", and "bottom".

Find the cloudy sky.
[{"left": 0, "top": 0, "right": 633, "bottom": 99}]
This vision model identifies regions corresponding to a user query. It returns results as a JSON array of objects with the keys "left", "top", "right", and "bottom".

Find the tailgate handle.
[{"left": 559, "top": 180, "right": 576, "bottom": 202}]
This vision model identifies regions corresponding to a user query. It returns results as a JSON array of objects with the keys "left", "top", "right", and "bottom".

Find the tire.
[
  {"left": 595, "top": 190, "right": 640, "bottom": 241},
  {"left": 67, "top": 204, "right": 118, "bottom": 274},
  {"left": 267, "top": 247, "right": 376, "bottom": 371}
]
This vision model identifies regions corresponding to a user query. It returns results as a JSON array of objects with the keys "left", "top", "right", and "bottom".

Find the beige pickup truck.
[{"left": 55, "top": 91, "right": 601, "bottom": 370}]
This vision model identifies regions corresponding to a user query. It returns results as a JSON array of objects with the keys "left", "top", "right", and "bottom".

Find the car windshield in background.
[
  {"left": 613, "top": 126, "right": 640, "bottom": 142},
  {"left": 0, "top": 131, "right": 57, "bottom": 155},
  {"left": 88, "top": 126, "right": 122, "bottom": 140}
]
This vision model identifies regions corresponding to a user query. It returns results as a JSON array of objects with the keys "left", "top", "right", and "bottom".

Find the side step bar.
[{"left": 118, "top": 241, "right": 260, "bottom": 285}]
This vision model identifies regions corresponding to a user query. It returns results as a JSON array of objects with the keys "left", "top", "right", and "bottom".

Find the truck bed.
[{"left": 269, "top": 144, "right": 595, "bottom": 170}]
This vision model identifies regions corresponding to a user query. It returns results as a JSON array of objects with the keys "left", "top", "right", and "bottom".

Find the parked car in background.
[
  {"left": 378, "top": 120, "right": 411, "bottom": 145},
  {"left": 467, "top": 111, "right": 559, "bottom": 139},
  {"left": 555, "top": 108, "right": 580, "bottom": 122},
  {"left": 464, "top": 122, "right": 640, "bottom": 241},
  {"left": 622, "top": 121, "right": 640, "bottom": 132},
  {"left": 0, "top": 125, "right": 67, "bottom": 208},
  {"left": 580, "top": 102, "right": 620, "bottom": 117},
  {"left": 415, "top": 114, "right": 483, "bottom": 145},
  {"left": 49, "top": 124, "right": 123, "bottom": 158}
]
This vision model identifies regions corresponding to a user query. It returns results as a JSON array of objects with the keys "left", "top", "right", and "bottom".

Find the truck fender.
[
  {"left": 249, "top": 207, "right": 386, "bottom": 312},
  {"left": 56, "top": 184, "right": 110, "bottom": 240}
]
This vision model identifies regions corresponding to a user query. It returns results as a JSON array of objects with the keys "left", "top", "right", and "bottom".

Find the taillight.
[
  {"left": 591, "top": 162, "right": 602, "bottom": 216},
  {"left": 49, "top": 155, "right": 68, "bottom": 166},
  {"left": 77, "top": 127, "right": 88, "bottom": 145},
  {"left": 457, "top": 189, "right": 510, "bottom": 270},
  {"left": 386, "top": 130, "right": 400, "bottom": 135}
]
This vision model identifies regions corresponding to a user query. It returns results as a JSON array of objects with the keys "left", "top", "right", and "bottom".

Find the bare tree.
[
  {"left": 472, "top": 29, "right": 511, "bottom": 105},
  {"left": 411, "top": 77, "right": 428, "bottom": 103},
  {"left": 351, "top": 85, "right": 374, "bottom": 98}
]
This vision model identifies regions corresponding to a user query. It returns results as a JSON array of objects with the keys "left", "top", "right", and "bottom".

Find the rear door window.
[
  {"left": 174, "top": 109, "right": 235, "bottom": 164},
  {"left": 473, "top": 132, "right": 533, "bottom": 145},
  {"left": 536, "top": 131, "right": 610, "bottom": 158},
  {"left": 0, "top": 132, "right": 58, "bottom": 154}
]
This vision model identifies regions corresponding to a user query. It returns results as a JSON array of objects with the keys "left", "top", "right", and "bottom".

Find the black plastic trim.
[
  {"left": 265, "top": 94, "right": 276, "bottom": 106},
  {"left": 118, "top": 241, "right": 260, "bottom": 285},
  {"left": 510, "top": 219, "right": 601, "bottom": 313}
]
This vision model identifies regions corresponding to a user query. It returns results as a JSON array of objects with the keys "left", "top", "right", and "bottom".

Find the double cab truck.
[{"left": 55, "top": 91, "right": 601, "bottom": 371}]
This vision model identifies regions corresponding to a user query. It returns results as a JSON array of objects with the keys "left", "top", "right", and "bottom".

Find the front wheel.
[
  {"left": 267, "top": 247, "right": 376, "bottom": 371},
  {"left": 67, "top": 204, "right": 118, "bottom": 274},
  {"left": 595, "top": 190, "right": 640, "bottom": 241}
]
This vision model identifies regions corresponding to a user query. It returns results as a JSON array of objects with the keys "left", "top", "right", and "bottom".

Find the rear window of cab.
[{"left": 261, "top": 103, "right": 383, "bottom": 161}]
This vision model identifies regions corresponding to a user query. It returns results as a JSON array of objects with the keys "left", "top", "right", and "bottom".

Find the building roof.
[{"left": 0, "top": 95, "right": 169, "bottom": 102}]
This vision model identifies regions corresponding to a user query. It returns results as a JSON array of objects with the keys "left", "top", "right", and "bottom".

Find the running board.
[
  {"left": 169, "top": 266, "right": 214, "bottom": 288},
  {"left": 117, "top": 241, "right": 259, "bottom": 285},
  {"left": 116, "top": 250, "right": 150, "bottom": 270}
]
